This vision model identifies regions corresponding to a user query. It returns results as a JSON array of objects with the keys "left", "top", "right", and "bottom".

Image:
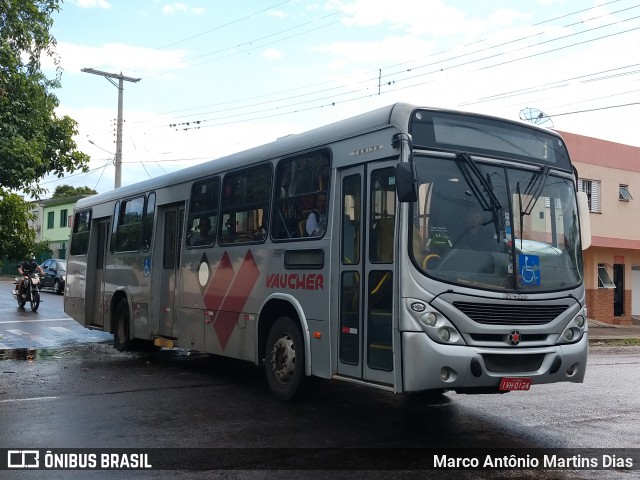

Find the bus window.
[
  {"left": 342, "top": 174, "right": 361, "bottom": 264},
  {"left": 186, "top": 177, "right": 219, "bottom": 247},
  {"left": 110, "top": 201, "right": 119, "bottom": 253},
  {"left": 70, "top": 209, "right": 92, "bottom": 256},
  {"left": 369, "top": 167, "right": 396, "bottom": 263},
  {"left": 272, "top": 151, "right": 331, "bottom": 240},
  {"left": 220, "top": 164, "right": 272, "bottom": 244},
  {"left": 141, "top": 192, "right": 156, "bottom": 252},
  {"left": 368, "top": 269, "right": 393, "bottom": 371},
  {"left": 115, "top": 196, "right": 145, "bottom": 252}
]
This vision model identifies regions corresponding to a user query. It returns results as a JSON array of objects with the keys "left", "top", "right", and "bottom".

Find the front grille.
[
  {"left": 483, "top": 353, "right": 545, "bottom": 373},
  {"left": 454, "top": 302, "right": 568, "bottom": 325},
  {"left": 470, "top": 333, "right": 548, "bottom": 343}
]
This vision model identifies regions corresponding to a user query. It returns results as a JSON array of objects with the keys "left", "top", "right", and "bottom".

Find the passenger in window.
[
  {"left": 255, "top": 223, "right": 267, "bottom": 241},
  {"left": 306, "top": 194, "right": 327, "bottom": 236},
  {"left": 191, "top": 217, "right": 214, "bottom": 246}
]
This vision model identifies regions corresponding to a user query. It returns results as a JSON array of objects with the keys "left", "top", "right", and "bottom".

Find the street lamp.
[{"left": 88, "top": 139, "right": 115, "bottom": 156}]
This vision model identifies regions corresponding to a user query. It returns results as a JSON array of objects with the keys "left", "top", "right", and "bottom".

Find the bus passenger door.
[
  {"left": 336, "top": 162, "right": 397, "bottom": 387},
  {"left": 151, "top": 203, "right": 184, "bottom": 339},
  {"left": 85, "top": 218, "right": 108, "bottom": 328}
]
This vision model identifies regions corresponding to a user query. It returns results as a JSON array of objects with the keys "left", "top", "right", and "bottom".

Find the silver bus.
[{"left": 65, "top": 103, "right": 591, "bottom": 401}]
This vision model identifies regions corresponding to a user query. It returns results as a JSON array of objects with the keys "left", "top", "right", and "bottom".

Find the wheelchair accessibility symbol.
[{"left": 518, "top": 254, "right": 540, "bottom": 286}]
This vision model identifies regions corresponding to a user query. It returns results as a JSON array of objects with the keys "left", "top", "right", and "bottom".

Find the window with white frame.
[
  {"left": 578, "top": 178, "right": 600, "bottom": 213},
  {"left": 619, "top": 184, "right": 632, "bottom": 201},
  {"left": 598, "top": 263, "right": 616, "bottom": 289}
]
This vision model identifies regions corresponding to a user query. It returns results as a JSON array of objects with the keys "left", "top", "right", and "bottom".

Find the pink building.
[{"left": 559, "top": 131, "right": 640, "bottom": 325}]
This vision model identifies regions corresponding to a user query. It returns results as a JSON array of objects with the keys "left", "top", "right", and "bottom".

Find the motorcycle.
[{"left": 12, "top": 272, "right": 41, "bottom": 311}]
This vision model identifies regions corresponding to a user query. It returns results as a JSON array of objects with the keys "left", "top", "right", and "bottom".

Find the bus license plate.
[{"left": 499, "top": 377, "right": 531, "bottom": 391}]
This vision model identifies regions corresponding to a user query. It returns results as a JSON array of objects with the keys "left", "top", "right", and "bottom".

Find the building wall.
[
  {"left": 559, "top": 131, "right": 640, "bottom": 325},
  {"left": 582, "top": 246, "right": 638, "bottom": 324},
  {"left": 28, "top": 204, "right": 45, "bottom": 242},
  {"left": 42, "top": 203, "right": 73, "bottom": 258},
  {"left": 36, "top": 197, "right": 86, "bottom": 259},
  {"left": 633, "top": 267, "right": 640, "bottom": 316}
]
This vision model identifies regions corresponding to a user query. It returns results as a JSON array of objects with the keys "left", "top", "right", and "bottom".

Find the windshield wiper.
[
  {"left": 517, "top": 164, "right": 550, "bottom": 248},
  {"left": 456, "top": 152, "right": 502, "bottom": 240}
]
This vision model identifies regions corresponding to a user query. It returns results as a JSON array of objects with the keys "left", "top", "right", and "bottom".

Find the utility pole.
[{"left": 81, "top": 68, "right": 141, "bottom": 188}]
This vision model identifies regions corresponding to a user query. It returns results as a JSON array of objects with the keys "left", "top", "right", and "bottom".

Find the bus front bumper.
[{"left": 401, "top": 331, "right": 588, "bottom": 393}]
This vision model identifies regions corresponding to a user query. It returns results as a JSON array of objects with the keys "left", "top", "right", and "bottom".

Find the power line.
[
  {"left": 169, "top": 24, "right": 640, "bottom": 131},
  {"left": 187, "top": 11, "right": 341, "bottom": 63},
  {"left": 378, "top": 3, "right": 639, "bottom": 83},
  {"left": 39, "top": 161, "right": 114, "bottom": 186},
  {"left": 151, "top": 7, "right": 640, "bottom": 130},
  {"left": 544, "top": 101, "right": 640, "bottom": 118},
  {"left": 92, "top": 162, "right": 110, "bottom": 191},
  {"left": 144, "top": 1, "right": 635, "bottom": 124},
  {"left": 531, "top": 0, "right": 624, "bottom": 25},
  {"left": 84, "top": 1, "right": 640, "bottom": 166},
  {"left": 156, "top": 0, "right": 292, "bottom": 49},
  {"left": 459, "top": 63, "right": 640, "bottom": 107}
]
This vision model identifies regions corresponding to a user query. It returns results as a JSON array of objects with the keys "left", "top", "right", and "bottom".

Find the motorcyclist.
[{"left": 14, "top": 254, "right": 44, "bottom": 299}]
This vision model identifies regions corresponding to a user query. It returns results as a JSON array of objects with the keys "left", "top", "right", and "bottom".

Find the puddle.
[
  {"left": 0, "top": 341, "right": 113, "bottom": 361},
  {"left": 0, "top": 348, "right": 44, "bottom": 361}
]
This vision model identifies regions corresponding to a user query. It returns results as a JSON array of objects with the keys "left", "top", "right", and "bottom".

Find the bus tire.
[
  {"left": 265, "top": 316, "right": 305, "bottom": 402},
  {"left": 114, "top": 299, "right": 131, "bottom": 352}
]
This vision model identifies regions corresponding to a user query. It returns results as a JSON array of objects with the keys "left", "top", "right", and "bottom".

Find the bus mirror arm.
[{"left": 393, "top": 133, "right": 418, "bottom": 203}]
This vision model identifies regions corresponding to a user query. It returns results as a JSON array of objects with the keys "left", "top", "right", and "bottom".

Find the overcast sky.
[{"left": 40, "top": 0, "right": 640, "bottom": 195}]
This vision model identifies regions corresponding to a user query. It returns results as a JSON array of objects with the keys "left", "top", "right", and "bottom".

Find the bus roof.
[{"left": 74, "top": 102, "right": 567, "bottom": 210}]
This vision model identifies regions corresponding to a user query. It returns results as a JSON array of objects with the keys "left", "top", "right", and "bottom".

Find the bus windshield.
[{"left": 410, "top": 155, "right": 583, "bottom": 292}]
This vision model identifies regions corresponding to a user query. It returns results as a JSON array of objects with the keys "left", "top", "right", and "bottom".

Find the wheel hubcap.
[{"left": 270, "top": 333, "right": 296, "bottom": 384}]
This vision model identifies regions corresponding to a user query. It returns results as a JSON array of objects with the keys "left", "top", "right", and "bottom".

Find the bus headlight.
[
  {"left": 404, "top": 299, "right": 466, "bottom": 346},
  {"left": 438, "top": 328, "right": 450, "bottom": 342},
  {"left": 420, "top": 312, "right": 438, "bottom": 327},
  {"left": 557, "top": 313, "right": 586, "bottom": 345}
]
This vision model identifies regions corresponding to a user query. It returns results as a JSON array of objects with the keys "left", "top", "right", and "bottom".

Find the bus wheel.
[
  {"left": 265, "top": 316, "right": 305, "bottom": 401},
  {"left": 114, "top": 299, "right": 131, "bottom": 352}
]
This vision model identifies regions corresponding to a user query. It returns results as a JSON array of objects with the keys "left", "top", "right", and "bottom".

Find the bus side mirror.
[
  {"left": 577, "top": 191, "right": 591, "bottom": 250},
  {"left": 396, "top": 163, "right": 417, "bottom": 203}
]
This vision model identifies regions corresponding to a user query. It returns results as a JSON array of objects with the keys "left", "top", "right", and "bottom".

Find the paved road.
[
  {"left": 1, "top": 280, "right": 639, "bottom": 479},
  {"left": 1, "top": 342, "right": 639, "bottom": 479},
  {"left": 0, "top": 282, "right": 113, "bottom": 352}
]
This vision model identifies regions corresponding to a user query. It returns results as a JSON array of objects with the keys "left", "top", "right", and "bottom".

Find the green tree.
[
  {"left": 0, "top": 0, "right": 90, "bottom": 261},
  {"left": 52, "top": 184, "right": 97, "bottom": 198},
  {"left": 0, "top": 191, "right": 36, "bottom": 263}
]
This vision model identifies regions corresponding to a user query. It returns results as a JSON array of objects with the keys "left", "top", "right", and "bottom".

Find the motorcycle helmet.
[{"left": 29, "top": 253, "right": 36, "bottom": 260}]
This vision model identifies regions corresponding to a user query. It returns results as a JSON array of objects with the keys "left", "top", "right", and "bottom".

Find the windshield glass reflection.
[{"left": 410, "top": 155, "right": 582, "bottom": 292}]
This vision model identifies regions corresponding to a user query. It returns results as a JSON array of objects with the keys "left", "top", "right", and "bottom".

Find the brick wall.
[{"left": 586, "top": 288, "right": 633, "bottom": 325}]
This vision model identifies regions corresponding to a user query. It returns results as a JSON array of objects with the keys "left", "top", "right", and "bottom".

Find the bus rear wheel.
[
  {"left": 114, "top": 299, "right": 131, "bottom": 352},
  {"left": 265, "top": 316, "right": 305, "bottom": 402}
]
